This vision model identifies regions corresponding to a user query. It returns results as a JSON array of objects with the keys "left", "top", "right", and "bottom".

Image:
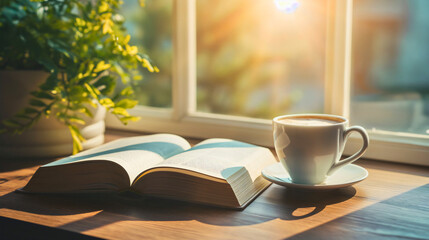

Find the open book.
[{"left": 23, "top": 134, "right": 277, "bottom": 209}]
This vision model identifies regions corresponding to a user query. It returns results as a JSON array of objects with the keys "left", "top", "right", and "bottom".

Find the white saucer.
[{"left": 262, "top": 163, "right": 368, "bottom": 190}]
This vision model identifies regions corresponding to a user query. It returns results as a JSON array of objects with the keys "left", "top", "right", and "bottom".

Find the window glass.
[
  {"left": 196, "top": 0, "right": 327, "bottom": 119},
  {"left": 120, "top": 0, "right": 172, "bottom": 108},
  {"left": 351, "top": 0, "right": 429, "bottom": 135}
]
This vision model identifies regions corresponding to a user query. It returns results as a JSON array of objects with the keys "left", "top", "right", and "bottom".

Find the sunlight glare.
[{"left": 274, "top": 0, "right": 300, "bottom": 14}]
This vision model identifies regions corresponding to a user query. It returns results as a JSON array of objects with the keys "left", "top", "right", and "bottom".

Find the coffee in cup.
[{"left": 273, "top": 114, "right": 369, "bottom": 185}]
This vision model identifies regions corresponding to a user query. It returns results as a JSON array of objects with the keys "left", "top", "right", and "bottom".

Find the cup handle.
[{"left": 328, "top": 126, "right": 369, "bottom": 175}]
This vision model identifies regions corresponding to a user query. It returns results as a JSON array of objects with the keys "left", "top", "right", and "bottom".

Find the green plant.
[{"left": 0, "top": 0, "right": 158, "bottom": 153}]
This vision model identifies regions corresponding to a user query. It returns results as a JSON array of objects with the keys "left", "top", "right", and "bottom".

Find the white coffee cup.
[{"left": 273, "top": 114, "right": 369, "bottom": 185}]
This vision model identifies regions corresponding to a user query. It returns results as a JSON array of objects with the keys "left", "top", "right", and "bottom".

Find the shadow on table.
[
  {"left": 285, "top": 184, "right": 429, "bottom": 240},
  {"left": 0, "top": 184, "right": 356, "bottom": 233},
  {"left": 0, "top": 216, "right": 103, "bottom": 240},
  {"left": 246, "top": 185, "right": 357, "bottom": 220},
  {"left": 0, "top": 157, "right": 57, "bottom": 173}
]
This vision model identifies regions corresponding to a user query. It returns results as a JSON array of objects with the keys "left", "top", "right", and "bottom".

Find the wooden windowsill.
[{"left": 0, "top": 129, "right": 428, "bottom": 239}]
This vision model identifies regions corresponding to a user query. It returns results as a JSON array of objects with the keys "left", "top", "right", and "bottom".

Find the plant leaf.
[
  {"left": 2, "top": 119, "right": 21, "bottom": 128},
  {"left": 93, "top": 61, "right": 111, "bottom": 73},
  {"left": 93, "top": 75, "right": 116, "bottom": 95},
  {"left": 22, "top": 107, "right": 39, "bottom": 114},
  {"left": 29, "top": 99, "right": 47, "bottom": 107},
  {"left": 68, "top": 116, "right": 86, "bottom": 125},
  {"left": 111, "top": 107, "right": 129, "bottom": 116},
  {"left": 120, "top": 86, "right": 134, "bottom": 96},
  {"left": 99, "top": 98, "right": 114, "bottom": 108},
  {"left": 80, "top": 107, "right": 93, "bottom": 118},
  {"left": 68, "top": 125, "right": 85, "bottom": 154},
  {"left": 116, "top": 99, "right": 138, "bottom": 109},
  {"left": 31, "top": 91, "right": 55, "bottom": 100},
  {"left": 15, "top": 113, "right": 33, "bottom": 120},
  {"left": 119, "top": 116, "right": 140, "bottom": 125},
  {"left": 84, "top": 83, "right": 101, "bottom": 100}
]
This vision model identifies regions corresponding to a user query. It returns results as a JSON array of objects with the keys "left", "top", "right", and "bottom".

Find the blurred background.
[
  {"left": 120, "top": 0, "right": 429, "bottom": 136},
  {"left": 351, "top": 0, "right": 429, "bottom": 135}
]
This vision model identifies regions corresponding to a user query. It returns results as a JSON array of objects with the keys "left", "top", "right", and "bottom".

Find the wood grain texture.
[{"left": 1, "top": 130, "right": 428, "bottom": 240}]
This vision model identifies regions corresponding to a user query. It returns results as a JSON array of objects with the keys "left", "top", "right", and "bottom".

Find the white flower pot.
[{"left": 0, "top": 70, "right": 106, "bottom": 158}]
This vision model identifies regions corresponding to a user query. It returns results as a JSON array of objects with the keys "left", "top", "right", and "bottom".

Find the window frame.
[{"left": 106, "top": 0, "right": 429, "bottom": 166}]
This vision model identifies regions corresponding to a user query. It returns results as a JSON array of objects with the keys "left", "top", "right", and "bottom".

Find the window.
[
  {"left": 119, "top": 0, "right": 173, "bottom": 108},
  {"left": 196, "top": 0, "right": 326, "bottom": 118},
  {"left": 107, "top": 0, "right": 429, "bottom": 166},
  {"left": 351, "top": 0, "right": 429, "bottom": 135},
  {"left": 346, "top": 0, "right": 429, "bottom": 163}
]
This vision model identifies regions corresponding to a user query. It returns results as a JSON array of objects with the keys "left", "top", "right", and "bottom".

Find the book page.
[
  {"left": 155, "top": 139, "right": 276, "bottom": 182},
  {"left": 43, "top": 134, "right": 191, "bottom": 183}
]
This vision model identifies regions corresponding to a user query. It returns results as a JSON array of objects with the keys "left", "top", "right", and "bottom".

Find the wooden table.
[{"left": 1, "top": 130, "right": 429, "bottom": 240}]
